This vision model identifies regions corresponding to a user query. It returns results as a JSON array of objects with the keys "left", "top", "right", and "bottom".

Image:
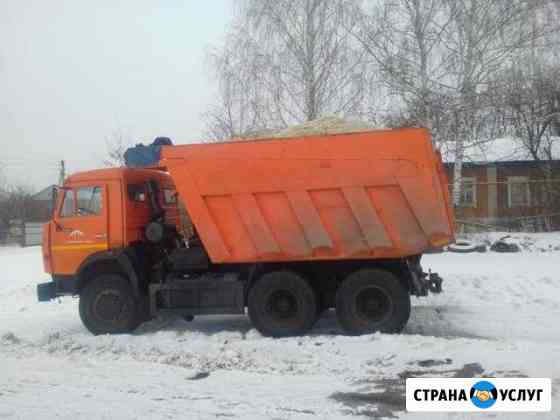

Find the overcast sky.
[{"left": 0, "top": 0, "right": 233, "bottom": 189}]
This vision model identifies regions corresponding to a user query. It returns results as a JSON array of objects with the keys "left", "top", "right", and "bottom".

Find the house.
[
  {"left": 29, "top": 184, "right": 57, "bottom": 222},
  {"left": 444, "top": 138, "right": 560, "bottom": 231}
]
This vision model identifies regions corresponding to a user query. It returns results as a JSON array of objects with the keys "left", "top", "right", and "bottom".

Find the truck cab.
[{"left": 38, "top": 168, "right": 181, "bottom": 331}]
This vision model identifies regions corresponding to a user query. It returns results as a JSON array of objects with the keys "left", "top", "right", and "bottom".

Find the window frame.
[
  {"left": 531, "top": 180, "right": 549, "bottom": 207},
  {"left": 459, "top": 176, "right": 477, "bottom": 208},
  {"left": 76, "top": 186, "right": 103, "bottom": 217},
  {"left": 58, "top": 185, "right": 104, "bottom": 218},
  {"left": 59, "top": 189, "right": 76, "bottom": 218},
  {"left": 127, "top": 184, "right": 147, "bottom": 203},
  {"left": 507, "top": 176, "right": 531, "bottom": 207}
]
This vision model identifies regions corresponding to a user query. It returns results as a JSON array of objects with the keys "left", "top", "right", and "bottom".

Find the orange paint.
[
  {"left": 45, "top": 128, "right": 454, "bottom": 276},
  {"left": 161, "top": 127, "right": 454, "bottom": 263},
  {"left": 44, "top": 168, "right": 178, "bottom": 275}
]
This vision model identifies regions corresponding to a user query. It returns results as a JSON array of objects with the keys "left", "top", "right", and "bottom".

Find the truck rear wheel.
[
  {"left": 79, "top": 274, "right": 145, "bottom": 335},
  {"left": 336, "top": 269, "right": 410, "bottom": 335},
  {"left": 248, "top": 270, "right": 317, "bottom": 337}
]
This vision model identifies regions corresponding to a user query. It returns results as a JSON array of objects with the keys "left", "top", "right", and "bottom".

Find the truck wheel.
[
  {"left": 79, "top": 274, "right": 145, "bottom": 335},
  {"left": 313, "top": 291, "right": 328, "bottom": 325},
  {"left": 336, "top": 269, "right": 410, "bottom": 335},
  {"left": 248, "top": 271, "right": 317, "bottom": 337}
]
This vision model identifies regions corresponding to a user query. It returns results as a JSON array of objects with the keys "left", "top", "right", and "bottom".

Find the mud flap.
[
  {"left": 426, "top": 272, "right": 443, "bottom": 293},
  {"left": 407, "top": 259, "right": 443, "bottom": 296}
]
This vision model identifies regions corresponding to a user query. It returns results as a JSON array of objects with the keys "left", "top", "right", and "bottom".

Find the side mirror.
[
  {"left": 51, "top": 185, "right": 70, "bottom": 225},
  {"left": 51, "top": 186, "right": 58, "bottom": 219}
]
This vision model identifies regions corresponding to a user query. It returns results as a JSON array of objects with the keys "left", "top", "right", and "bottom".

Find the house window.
[
  {"left": 507, "top": 176, "right": 530, "bottom": 207},
  {"left": 532, "top": 181, "right": 549, "bottom": 207},
  {"left": 459, "top": 177, "right": 477, "bottom": 207}
]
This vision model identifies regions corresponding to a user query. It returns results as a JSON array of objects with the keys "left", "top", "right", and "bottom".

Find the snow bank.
[
  {"left": 1, "top": 247, "right": 559, "bottom": 419},
  {"left": 461, "top": 231, "right": 560, "bottom": 252}
]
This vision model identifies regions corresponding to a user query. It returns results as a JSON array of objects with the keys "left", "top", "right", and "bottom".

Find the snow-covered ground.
[{"left": 1, "top": 241, "right": 559, "bottom": 419}]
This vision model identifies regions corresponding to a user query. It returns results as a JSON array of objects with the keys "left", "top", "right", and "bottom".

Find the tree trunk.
[{"left": 452, "top": 136, "right": 465, "bottom": 207}]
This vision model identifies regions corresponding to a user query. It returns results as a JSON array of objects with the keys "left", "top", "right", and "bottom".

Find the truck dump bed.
[{"left": 160, "top": 128, "right": 454, "bottom": 264}]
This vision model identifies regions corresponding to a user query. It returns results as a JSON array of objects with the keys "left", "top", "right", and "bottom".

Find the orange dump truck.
[{"left": 37, "top": 128, "right": 454, "bottom": 336}]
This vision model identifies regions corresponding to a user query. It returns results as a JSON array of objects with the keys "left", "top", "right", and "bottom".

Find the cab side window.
[
  {"left": 76, "top": 186, "right": 103, "bottom": 216},
  {"left": 60, "top": 190, "right": 75, "bottom": 217},
  {"left": 127, "top": 184, "right": 147, "bottom": 202}
]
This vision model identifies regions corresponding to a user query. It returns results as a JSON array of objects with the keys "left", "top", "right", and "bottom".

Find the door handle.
[
  {"left": 54, "top": 221, "right": 72, "bottom": 233},
  {"left": 95, "top": 233, "right": 107, "bottom": 239}
]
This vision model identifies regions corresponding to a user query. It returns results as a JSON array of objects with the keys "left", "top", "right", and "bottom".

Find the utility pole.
[{"left": 58, "top": 160, "right": 65, "bottom": 186}]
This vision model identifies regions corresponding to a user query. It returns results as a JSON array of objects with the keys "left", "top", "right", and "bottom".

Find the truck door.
[{"left": 51, "top": 184, "right": 109, "bottom": 275}]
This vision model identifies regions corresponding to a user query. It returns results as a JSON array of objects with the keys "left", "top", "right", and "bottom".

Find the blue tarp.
[
  {"left": 124, "top": 144, "right": 163, "bottom": 168},
  {"left": 124, "top": 137, "right": 173, "bottom": 168}
]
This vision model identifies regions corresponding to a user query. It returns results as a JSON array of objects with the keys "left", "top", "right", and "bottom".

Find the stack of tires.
[{"left": 446, "top": 236, "right": 521, "bottom": 254}]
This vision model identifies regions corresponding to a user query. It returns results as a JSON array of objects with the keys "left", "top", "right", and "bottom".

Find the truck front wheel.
[
  {"left": 248, "top": 270, "right": 317, "bottom": 337},
  {"left": 336, "top": 269, "right": 410, "bottom": 335},
  {"left": 79, "top": 274, "right": 145, "bottom": 335}
]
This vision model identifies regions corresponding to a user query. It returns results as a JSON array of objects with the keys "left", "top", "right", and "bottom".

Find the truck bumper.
[
  {"left": 37, "top": 275, "right": 78, "bottom": 302},
  {"left": 37, "top": 281, "right": 56, "bottom": 302}
]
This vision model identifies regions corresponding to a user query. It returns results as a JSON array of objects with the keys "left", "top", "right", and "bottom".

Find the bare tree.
[
  {"left": 439, "top": 1, "right": 535, "bottom": 202},
  {"left": 0, "top": 162, "right": 5, "bottom": 190},
  {"left": 352, "top": 0, "right": 452, "bottom": 138},
  {"left": 204, "top": 0, "right": 368, "bottom": 140},
  {"left": 103, "top": 128, "right": 132, "bottom": 167},
  {"left": 355, "top": 0, "right": 545, "bottom": 205},
  {"left": 496, "top": 58, "right": 560, "bottom": 159},
  {"left": 492, "top": 60, "right": 560, "bottom": 220},
  {"left": 203, "top": 29, "right": 271, "bottom": 141},
  {"left": 0, "top": 185, "right": 35, "bottom": 228}
]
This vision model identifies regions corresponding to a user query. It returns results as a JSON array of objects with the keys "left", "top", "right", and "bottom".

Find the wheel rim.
[
  {"left": 266, "top": 290, "right": 299, "bottom": 322},
  {"left": 355, "top": 286, "right": 393, "bottom": 324},
  {"left": 92, "top": 289, "right": 131, "bottom": 325}
]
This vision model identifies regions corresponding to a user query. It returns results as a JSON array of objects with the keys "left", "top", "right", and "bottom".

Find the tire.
[
  {"left": 312, "top": 290, "right": 325, "bottom": 325},
  {"left": 336, "top": 269, "right": 410, "bottom": 335},
  {"left": 490, "top": 241, "right": 520, "bottom": 253},
  {"left": 79, "top": 274, "right": 145, "bottom": 335},
  {"left": 248, "top": 270, "right": 317, "bottom": 337},
  {"left": 448, "top": 240, "right": 478, "bottom": 253}
]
